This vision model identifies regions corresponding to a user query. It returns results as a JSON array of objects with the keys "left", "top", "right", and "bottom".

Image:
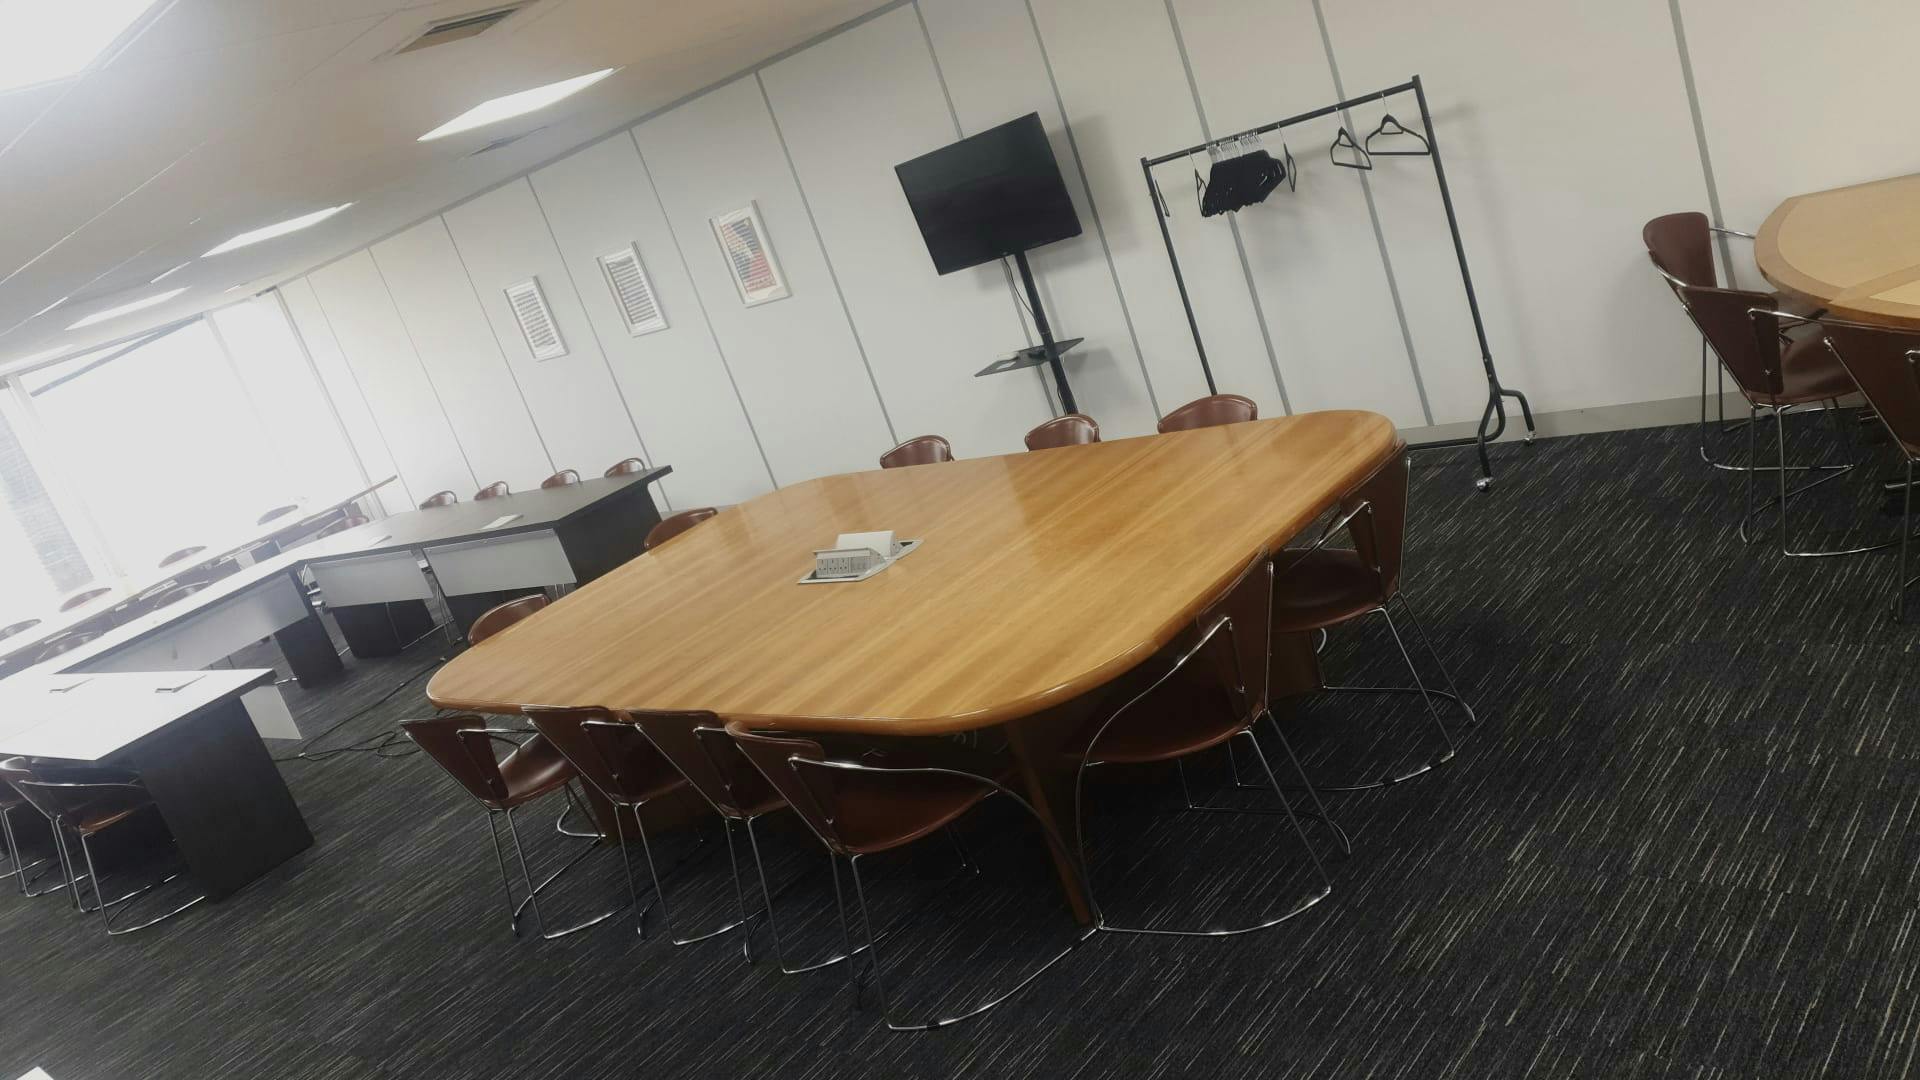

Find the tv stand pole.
[{"left": 1012, "top": 249, "right": 1077, "bottom": 414}]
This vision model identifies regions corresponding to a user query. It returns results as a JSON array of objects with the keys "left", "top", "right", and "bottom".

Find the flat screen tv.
[{"left": 895, "top": 113, "right": 1082, "bottom": 276}]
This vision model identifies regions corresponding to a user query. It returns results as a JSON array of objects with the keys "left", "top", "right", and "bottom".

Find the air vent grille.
[
  {"left": 504, "top": 278, "right": 567, "bottom": 361},
  {"left": 397, "top": 6, "right": 522, "bottom": 55},
  {"left": 597, "top": 246, "right": 667, "bottom": 337}
]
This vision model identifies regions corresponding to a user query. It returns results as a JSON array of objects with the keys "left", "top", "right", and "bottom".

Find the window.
[{"left": 0, "top": 398, "right": 95, "bottom": 625}]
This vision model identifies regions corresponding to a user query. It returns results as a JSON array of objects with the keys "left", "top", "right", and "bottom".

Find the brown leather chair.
[
  {"left": 1069, "top": 548, "right": 1336, "bottom": 938},
  {"left": 1, "top": 756, "right": 203, "bottom": 934},
  {"left": 33, "top": 631, "right": 100, "bottom": 665},
  {"left": 1676, "top": 283, "right": 1875, "bottom": 557},
  {"left": 467, "top": 594, "right": 548, "bottom": 646},
  {"left": 604, "top": 457, "right": 649, "bottom": 478},
  {"left": 255, "top": 504, "right": 300, "bottom": 526},
  {"left": 728, "top": 720, "right": 1082, "bottom": 1029},
  {"left": 644, "top": 507, "right": 718, "bottom": 552},
  {"left": 1821, "top": 320, "right": 1920, "bottom": 617},
  {"left": 57, "top": 586, "right": 113, "bottom": 613},
  {"left": 541, "top": 469, "right": 581, "bottom": 489},
  {"left": 157, "top": 546, "right": 207, "bottom": 570},
  {"left": 419, "top": 490, "right": 459, "bottom": 509},
  {"left": 0, "top": 618, "right": 41, "bottom": 644},
  {"left": 1157, "top": 394, "right": 1257, "bottom": 433},
  {"left": 474, "top": 481, "right": 511, "bottom": 501},
  {"left": 1025, "top": 414, "right": 1101, "bottom": 451},
  {"left": 0, "top": 755, "right": 59, "bottom": 897},
  {"left": 878, "top": 435, "right": 953, "bottom": 469},
  {"left": 311, "top": 514, "right": 370, "bottom": 541},
  {"left": 399, "top": 715, "right": 616, "bottom": 940},
  {"left": 1273, "top": 448, "right": 1474, "bottom": 788},
  {"left": 147, "top": 582, "right": 209, "bottom": 612},
  {"left": 524, "top": 707, "right": 736, "bottom": 945},
  {"left": 1644, "top": 211, "right": 1828, "bottom": 469}
]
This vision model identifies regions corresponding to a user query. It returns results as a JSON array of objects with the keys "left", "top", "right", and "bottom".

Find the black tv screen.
[{"left": 896, "top": 113, "right": 1083, "bottom": 276}]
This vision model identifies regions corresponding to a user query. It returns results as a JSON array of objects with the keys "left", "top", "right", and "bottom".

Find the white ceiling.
[{"left": 0, "top": 0, "right": 892, "bottom": 365}]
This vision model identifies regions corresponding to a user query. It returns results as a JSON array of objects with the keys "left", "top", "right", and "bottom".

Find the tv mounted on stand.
[{"left": 896, "top": 112, "right": 1085, "bottom": 413}]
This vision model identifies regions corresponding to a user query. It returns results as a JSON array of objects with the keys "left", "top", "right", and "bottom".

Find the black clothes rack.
[{"left": 1141, "top": 74, "right": 1534, "bottom": 490}]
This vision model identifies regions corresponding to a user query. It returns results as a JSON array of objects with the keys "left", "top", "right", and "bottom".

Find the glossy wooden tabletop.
[
  {"left": 427, "top": 410, "right": 1398, "bottom": 735},
  {"left": 1757, "top": 173, "right": 1920, "bottom": 330}
]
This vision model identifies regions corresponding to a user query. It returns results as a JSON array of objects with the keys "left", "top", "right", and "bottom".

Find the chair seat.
[
  {"left": 830, "top": 742, "right": 1011, "bottom": 854},
  {"left": 1067, "top": 679, "right": 1246, "bottom": 765},
  {"left": 495, "top": 735, "right": 574, "bottom": 808},
  {"left": 71, "top": 794, "right": 154, "bottom": 836},
  {"left": 1271, "top": 549, "right": 1389, "bottom": 633},
  {"left": 1767, "top": 334, "right": 1858, "bottom": 405}
]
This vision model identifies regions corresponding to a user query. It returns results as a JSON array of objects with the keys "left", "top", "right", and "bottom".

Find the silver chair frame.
[
  {"left": 0, "top": 801, "right": 62, "bottom": 897},
  {"left": 14, "top": 779, "right": 203, "bottom": 935},
  {"left": 1272, "top": 483, "right": 1474, "bottom": 791},
  {"left": 1074, "top": 557, "right": 1339, "bottom": 937},
  {"left": 781, "top": 755, "right": 1090, "bottom": 1032},
  {"left": 1819, "top": 336, "right": 1920, "bottom": 619}
]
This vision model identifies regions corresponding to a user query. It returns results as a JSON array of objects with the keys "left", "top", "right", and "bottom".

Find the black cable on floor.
[{"left": 273, "top": 656, "right": 447, "bottom": 764}]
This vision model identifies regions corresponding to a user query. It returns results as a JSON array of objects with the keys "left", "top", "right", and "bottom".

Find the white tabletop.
[{"left": 0, "top": 669, "right": 274, "bottom": 761}]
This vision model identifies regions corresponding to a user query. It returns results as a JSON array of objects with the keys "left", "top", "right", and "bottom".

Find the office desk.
[
  {"left": 306, "top": 468, "right": 671, "bottom": 651},
  {"left": 1758, "top": 174, "right": 1920, "bottom": 330},
  {"left": 0, "top": 670, "right": 312, "bottom": 900},
  {"left": 426, "top": 413, "right": 1397, "bottom": 920}
]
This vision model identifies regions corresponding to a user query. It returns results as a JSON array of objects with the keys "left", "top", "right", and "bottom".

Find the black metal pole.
[
  {"left": 1014, "top": 249, "right": 1077, "bottom": 414},
  {"left": 1411, "top": 75, "right": 1492, "bottom": 374},
  {"left": 1140, "top": 159, "right": 1218, "bottom": 395}
]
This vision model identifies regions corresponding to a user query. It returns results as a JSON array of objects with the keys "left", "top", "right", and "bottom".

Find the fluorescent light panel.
[
  {"left": 203, "top": 204, "right": 353, "bottom": 257},
  {"left": 0, "top": 0, "right": 161, "bottom": 93},
  {"left": 150, "top": 262, "right": 190, "bottom": 284},
  {"left": 419, "top": 68, "right": 619, "bottom": 141},
  {"left": 66, "top": 287, "right": 187, "bottom": 330}
]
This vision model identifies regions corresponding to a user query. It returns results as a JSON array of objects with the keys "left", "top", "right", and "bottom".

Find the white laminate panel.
[
  {"left": 279, "top": 278, "right": 407, "bottom": 512},
  {"left": 83, "top": 575, "right": 309, "bottom": 673},
  {"left": 241, "top": 685, "right": 301, "bottom": 740},
  {"left": 425, "top": 530, "right": 574, "bottom": 595},
  {"left": 309, "top": 551, "right": 436, "bottom": 606}
]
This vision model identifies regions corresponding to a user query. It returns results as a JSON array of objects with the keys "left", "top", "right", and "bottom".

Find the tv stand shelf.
[{"left": 976, "top": 337, "right": 1083, "bottom": 379}]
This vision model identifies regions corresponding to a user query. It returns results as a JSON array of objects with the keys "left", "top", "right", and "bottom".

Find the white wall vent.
[
  {"left": 597, "top": 245, "right": 667, "bottom": 337},
  {"left": 504, "top": 278, "right": 567, "bottom": 361},
  {"left": 397, "top": 6, "right": 525, "bottom": 55}
]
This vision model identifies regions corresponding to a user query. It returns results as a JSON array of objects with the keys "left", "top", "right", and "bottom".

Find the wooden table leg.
[
  {"left": 1002, "top": 699, "right": 1098, "bottom": 926},
  {"left": 126, "top": 697, "right": 313, "bottom": 900}
]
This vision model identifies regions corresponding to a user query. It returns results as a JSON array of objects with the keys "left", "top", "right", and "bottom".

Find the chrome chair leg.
[
  {"left": 743, "top": 815, "right": 862, "bottom": 974},
  {"left": 498, "top": 805, "right": 625, "bottom": 941},
  {"left": 0, "top": 806, "right": 59, "bottom": 895},
  {"left": 614, "top": 802, "right": 740, "bottom": 948},
  {"left": 1390, "top": 592, "right": 1479, "bottom": 728},
  {"left": 1740, "top": 404, "right": 1898, "bottom": 557},
  {"left": 1898, "top": 458, "right": 1916, "bottom": 623},
  {"left": 77, "top": 830, "right": 202, "bottom": 935},
  {"left": 1289, "top": 604, "right": 1469, "bottom": 792}
]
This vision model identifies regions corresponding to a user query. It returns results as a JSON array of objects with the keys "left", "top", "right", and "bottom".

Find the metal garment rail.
[{"left": 1141, "top": 74, "right": 1534, "bottom": 490}]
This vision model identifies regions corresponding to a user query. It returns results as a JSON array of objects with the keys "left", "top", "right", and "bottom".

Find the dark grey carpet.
[{"left": 7, "top": 412, "right": 1920, "bottom": 1080}]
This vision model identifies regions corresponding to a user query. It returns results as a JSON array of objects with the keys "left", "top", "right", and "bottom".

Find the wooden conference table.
[
  {"left": 1758, "top": 173, "right": 1920, "bottom": 329},
  {"left": 428, "top": 412, "right": 1399, "bottom": 920}
]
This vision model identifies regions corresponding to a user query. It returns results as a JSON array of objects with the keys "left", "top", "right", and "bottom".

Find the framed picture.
[{"left": 710, "top": 202, "right": 790, "bottom": 307}]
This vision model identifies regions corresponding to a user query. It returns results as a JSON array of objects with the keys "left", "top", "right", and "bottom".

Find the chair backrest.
[
  {"left": 879, "top": 435, "right": 953, "bottom": 469},
  {"left": 1675, "top": 283, "right": 1785, "bottom": 399},
  {"left": 57, "top": 586, "right": 113, "bottom": 612},
  {"left": 420, "top": 490, "right": 459, "bottom": 509},
  {"left": 34, "top": 631, "right": 100, "bottom": 664},
  {"left": 1337, "top": 448, "right": 1412, "bottom": 604},
  {"left": 0, "top": 618, "right": 41, "bottom": 643},
  {"left": 474, "top": 481, "right": 511, "bottom": 501},
  {"left": 604, "top": 457, "right": 648, "bottom": 478},
  {"left": 1642, "top": 211, "right": 1717, "bottom": 288},
  {"left": 312, "top": 514, "right": 369, "bottom": 541},
  {"left": 1823, "top": 320, "right": 1920, "bottom": 459},
  {"left": 541, "top": 469, "right": 581, "bottom": 489},
  {"left": 644, "top": 507, "right": 718, "bottom": 551},
  {"left": 628, "top": 709, "right": 779, "bottom": 819},
  {"left": 148, "top": 582, "right": 208, "bottom": 612},
  {"left": 1157, "top": 394, "right": 1258, "bottom": 433},
  {"left": 255, "top": 504, "right": 301, "bottom": 526},
  {"left": 467, "top": 593, "right": 548, "bottom": 646},
  {"left": 399, "top": 714, "right": 510, "bottom": 803},
  {"left": 724, "top": 722, "right": 840, "bottom": 845},
  {"left": 158, "top": 545, "right": 207, "bottom": 569},
  {"left": 524, "top": 706, "right": 683, "bottom": 807},
  {"left": 1025, "top": 413, "right": 1101, "bottom": 451}
]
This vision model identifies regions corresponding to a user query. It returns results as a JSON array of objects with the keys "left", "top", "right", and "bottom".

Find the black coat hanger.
[
  {"left": 1330, "top": 125, "right": 1372, "bottom": 170},
  {"left": 1364, "top": 92, "right": 1431, "bottom": 156}
]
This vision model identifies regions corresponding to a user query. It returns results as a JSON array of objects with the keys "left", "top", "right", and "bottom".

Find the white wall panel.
[
  {"left": 208, "top": 296, "right": 366, "bottom": 503},
  {"left": 277, "top": 279, "right": 405, "bottom": 512},
  {"left": 1318, "top": 0, "right": 1711, "bottom": 418},
  {"left": 371, "top": 218, "right": 552, "bottom": 492},
  {"left": 441, "top": 181, "right": 649, "bottom": 485},
  {"left": 917, "top": 0, "right": 1162, "bottom": 438},
  {"left": 761, "top": 7, "right": 1049, "bottom": 458},
  {"left": 1030, "top": 0, "right": 1286, "bottom": 419},
  {"left": 305, "top": 253, "right": 476, "bottom": 502},
  {"left": 1682, "top": 0, "right": 1920, "bottom": 287},
  {"left": 529, "top": 134, "right": 775, "bottom": 508},
  {"left": 1171, "top": 0, "right": 1428, "bottom": 429},
  {"left": 633, "top": 76, "right": 893, "bottom": 484}
]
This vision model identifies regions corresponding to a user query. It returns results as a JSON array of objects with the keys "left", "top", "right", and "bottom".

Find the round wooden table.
[{"left": 1757, "top": 173, "right": 1920, "bottom": 329}]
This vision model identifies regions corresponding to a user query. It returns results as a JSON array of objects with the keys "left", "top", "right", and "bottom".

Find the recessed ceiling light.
[
  {"left": 29, "top": 296, "right": 69, "bottom": 320},
  {"left": 67, "top": 287, "right": 188, "bottom": 330},
  {"left": 419, "top": 68, "right": 619, "bottom": 141},
  {"left": 203, "top": 204, "right": 354, "bottom": 257},
  {"left": 0, "top": 0, "right": 161, "bottom": 94},
  {"left": 150, "top": 262, "right": 190, "bottom": 284}
]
